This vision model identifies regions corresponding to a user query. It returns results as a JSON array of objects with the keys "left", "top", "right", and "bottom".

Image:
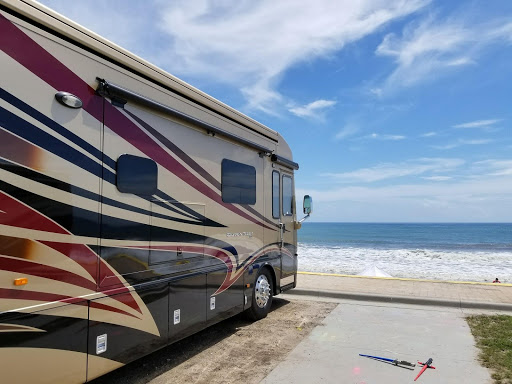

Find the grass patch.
[{"left": 467, "top": 315, "right": 512, "bottom": 384}]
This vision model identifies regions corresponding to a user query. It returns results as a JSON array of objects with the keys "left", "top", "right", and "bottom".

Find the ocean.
[{"left": 297, "top": 223, "right": 512, "bottom": 283}]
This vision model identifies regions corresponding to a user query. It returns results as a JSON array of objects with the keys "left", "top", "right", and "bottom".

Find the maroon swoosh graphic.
[
  {"left": 0, "top": 255, "right": 97, "bottom": 291},
  {"left": 40, "top": 240, "right": 142, "bottom": 314},
  {"left": 0, "top": 191, "right": 67, "bottom": 234},
  {"left": 0, "top": 288, "right": 138, "bottom": 318},
  {"left": 0, "top": 189, "right": 141, "bottom": 313},
  {"left": 38, "top": 241, "right": 98, "bottom": 282},
  {"left": 0, "top": 12, "right": 275, "bottom": 230}
]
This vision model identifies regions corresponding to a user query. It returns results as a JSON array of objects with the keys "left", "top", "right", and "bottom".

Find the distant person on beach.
[{"left": 493, "top": 278, "right": 501, "bottom": 283}]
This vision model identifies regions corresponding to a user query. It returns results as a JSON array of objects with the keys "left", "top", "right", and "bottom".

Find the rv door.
[{"left": 277, "top": 168, "right": 297, "bottom": 289}]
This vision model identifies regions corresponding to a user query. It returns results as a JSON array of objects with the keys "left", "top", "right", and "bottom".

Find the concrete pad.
[{"left": 262, "top": 301, "right": 492, "bottom": 384}]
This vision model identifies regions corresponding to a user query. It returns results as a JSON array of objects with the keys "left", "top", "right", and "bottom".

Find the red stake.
[{"left": 414, "top": 358, "right": 435, "bottom": 381}]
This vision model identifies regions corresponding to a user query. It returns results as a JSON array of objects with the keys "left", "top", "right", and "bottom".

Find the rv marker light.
[
  {"left": 14, "top": 278, "right": 28, "bottom": 286},
  {"left": 55, "top": 91, "right": 83, "bottom": 108}
]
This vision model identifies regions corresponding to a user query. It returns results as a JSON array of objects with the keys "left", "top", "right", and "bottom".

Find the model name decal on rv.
[{"left": 226, "top": 232, "right": 253, "bottom": 238}]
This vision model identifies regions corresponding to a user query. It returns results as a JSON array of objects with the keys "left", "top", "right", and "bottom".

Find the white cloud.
[
  {"left": 335, "top": 124, "right": 359, "bottom": 140},
  {"left": 487, "top": 21, "right": 512, "bottom": 42},
  {"left": 432, "top": 138, "right": 493, "bottom": 150},
  {"left": 300, "top": 178, "right": 511, "bottom": 202},
  {"left": 422, "top": 176, "right": 452, "bottom": 181},
  {"left": 375, "top": 17, "right": 472, "bottom": 89},
  {"left": 421, "top": 131, "right": 437, "bottom": 137},
  {"left": 370, "top": 88, "right": 383, "bottom": 97},
  {"left": 459, "top": 139, "right": 493, "bottom": 145},
  {"left": 155, "top": 0, "right": 430, "bottom": 112},
  {"left": 289, "top": 99, "right": 337, "bottom": 119},
  {"left": 375, "top": 14, "right": 512, "bottom": 93},
  {"left": 453, "top": 119, "right": 502, "bottom": 128},
  {"left": 322, "top": 157, "right": 464, "bottom": 183},
  {"left": 362, "top": 133, "right": 406, "bottom": 140},
  {"left": 445, "top": 57, "right": 475, "bottom": 66},
  {"left": 298, "top": 159, "right": 512, "bottom": 221},
  {"left": 472, "top": 159, "right": 512, "bottom": 176},
  {"left": 432, "top": 143, "right": 459, "bottom": 150},
  {"left": 296, "top": 174, "right": 512, "bottom": 221}
]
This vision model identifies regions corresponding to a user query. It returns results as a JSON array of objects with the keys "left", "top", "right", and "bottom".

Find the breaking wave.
[{"left": 297, "top": 243, "right": 512, "bottom": 283}]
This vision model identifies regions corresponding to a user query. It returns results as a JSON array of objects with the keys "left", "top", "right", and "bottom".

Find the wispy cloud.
[
  {"left": 453, "top": 119, "right": 502, "bottom": 128},
  {"left": 289, "top": 99, "right": 336, "bottom": 119},
  {"left": 299, "top": 158, "right": 512, "bottom": 221},
  {"left": 299, "top": 176, "right": 512, "bottom": 204},
  {"left": 459, "top": 139, "right": 493, "bottom": 145},
  {"left": 432, "top": 143, "right": 459, "bottom": 150},
  {"left": 375, "top": 13, "right": 512, "bottom": 93},
  {"left": 153, "top": 0, "right": 429, "bottom": 113},
  {"left": 375, "top": 16, "right": 473, "bottom": 90},
  {"left": 422, "top": 176, "right": 452, "bottom": 181},
  {"left": 322, "top": 158, "right": 464, "bottom": 183},
  {"left": 432, "top": 138, "right": 493, "bottom": 150},
  {"left": 297, "top": 173, "right": 512, "bottom": 221},
  {"left": 335, "top": 124, "right": 359, "bottom": 141},
  {"left": 487, "top": 21, "right": 512, "bottom": 42},
  {"left": 421, "top": 131, "right": 437, "bottom": 137},
  {"left": 361, "top": 133, "right": 406, "bottom": 141},
  {"left": 472, "top": 159, "right": 512, "bottom": 176}
]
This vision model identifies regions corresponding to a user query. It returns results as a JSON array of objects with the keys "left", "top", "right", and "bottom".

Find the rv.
[{"left": 0, "top": 0, "right": 312, "bottom": 382}]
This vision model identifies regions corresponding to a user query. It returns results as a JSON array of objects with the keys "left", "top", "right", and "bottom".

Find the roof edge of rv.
[
  {"left": 271, "top": 154, "right": 299, "bottom": 170},
  {"left": 96, "top": 78, "right": 274, "bottom": 156}
]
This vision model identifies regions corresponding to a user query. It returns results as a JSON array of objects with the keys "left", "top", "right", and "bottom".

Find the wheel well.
[{"left": 261, "top": 265, "right": 278, "bottom": 295}]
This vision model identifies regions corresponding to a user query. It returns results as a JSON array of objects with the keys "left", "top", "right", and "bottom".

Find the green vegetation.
[{"left": 467, "top": 315, "right": 512, "bottom": 384}]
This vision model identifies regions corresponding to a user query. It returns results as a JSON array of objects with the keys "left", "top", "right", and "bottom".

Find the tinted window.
[
  {"left": 282, "top": 175, "right": 293, "bottom": 216},
  {"left": 272, "top": 171, "right": 280, "bottom": 218},
  {"left": 117, "top": 154, "right": 158, "bottom": 195},
  {"left": 222, "top": 159, "right": 256, "bottom": 204}
]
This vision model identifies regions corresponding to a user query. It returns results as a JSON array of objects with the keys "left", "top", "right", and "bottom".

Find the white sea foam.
[{"left": 297, "top": 243, "right": 512, "bottom": 283}]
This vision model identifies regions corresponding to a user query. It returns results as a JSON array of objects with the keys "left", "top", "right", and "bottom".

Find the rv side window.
[
  {"left": 282, "top": 175, "right": 293, "bottom": 216},
  {"left": 272, "top": 171, "right": 280, "bottom": 219},
  {"left": 117, "top": 154, "right": 158, "bottom": 195},
  {"left": 221, "top": 159, "right": 256, "bottom": 205}
]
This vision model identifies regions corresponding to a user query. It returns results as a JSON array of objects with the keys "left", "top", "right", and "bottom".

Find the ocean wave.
[{"left": 297, "top": 243, "right": 512, "bottom": 283}]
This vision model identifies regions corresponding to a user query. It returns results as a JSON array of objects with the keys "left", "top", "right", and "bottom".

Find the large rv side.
[{"left": 0, "top": 1, "right": 309, "bottom": 383}]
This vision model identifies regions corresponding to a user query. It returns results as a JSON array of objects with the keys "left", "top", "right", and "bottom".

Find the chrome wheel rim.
[{"left": 255, "top": 275, "right": 271, "bottom": 308}]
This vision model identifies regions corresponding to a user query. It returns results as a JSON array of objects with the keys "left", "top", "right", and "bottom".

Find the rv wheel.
[{"left": 246, "top": 268, "right": 273, "bottom": 321}]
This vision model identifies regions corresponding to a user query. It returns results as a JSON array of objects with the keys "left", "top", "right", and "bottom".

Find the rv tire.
[{"left": 246, "top": 268, "right": 273, "bottom": 321}]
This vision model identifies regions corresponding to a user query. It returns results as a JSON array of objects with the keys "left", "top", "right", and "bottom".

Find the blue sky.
[{"left": 39, "top": 0, "right": 512, "bottom": 222}]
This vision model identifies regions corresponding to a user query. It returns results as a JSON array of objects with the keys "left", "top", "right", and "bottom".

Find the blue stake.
[{"left": 359, "top": 354, "right": 416, "bottom": 367}]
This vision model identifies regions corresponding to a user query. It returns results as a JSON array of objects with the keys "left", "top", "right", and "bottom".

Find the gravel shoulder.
[{"left": 91, "top": 298, "right": 337, "bottom": 384}]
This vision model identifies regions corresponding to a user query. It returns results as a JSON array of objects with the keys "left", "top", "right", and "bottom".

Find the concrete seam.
[{"left": 287, "top": 288, "right": 512, "bottom": 311}]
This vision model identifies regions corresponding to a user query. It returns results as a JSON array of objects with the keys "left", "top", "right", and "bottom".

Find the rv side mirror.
[
  {"left": 296, "top": 195, "right": 313, "bottom": 228},
  {"left": 303, "top": 195, "right": 313, "bottom": 215}
]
